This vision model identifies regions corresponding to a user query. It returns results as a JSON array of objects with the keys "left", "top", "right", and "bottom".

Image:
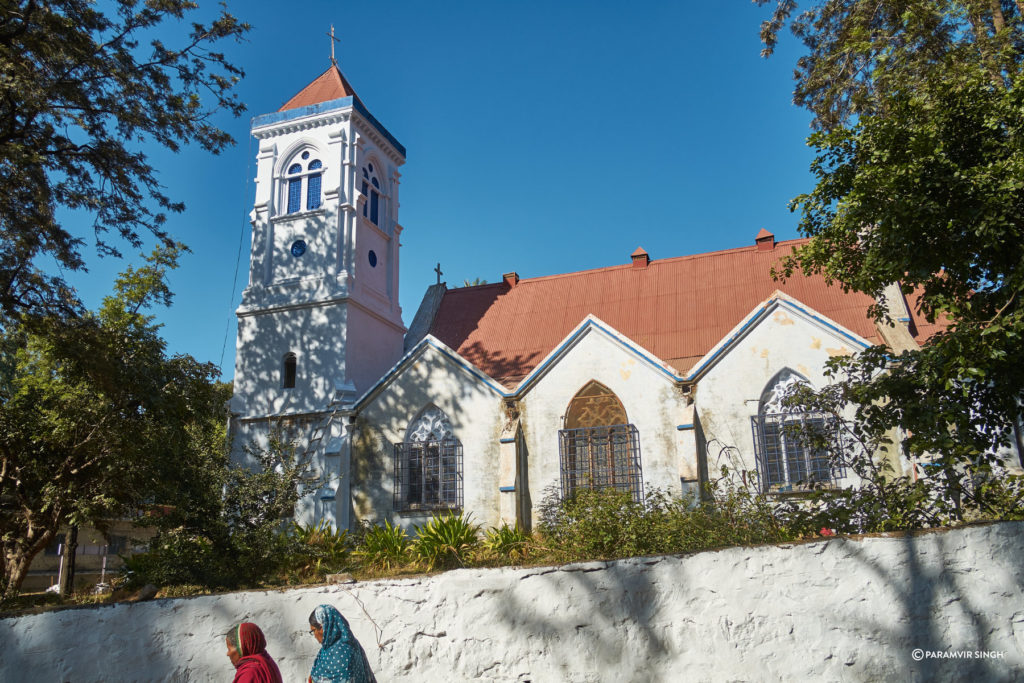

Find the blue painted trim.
[
  {"left": 897, "top": 316, "right": 911, "bottom": 323},
  {"left": 499, "top": 437, "right": 516, "bottom": 444},
  {"left": 685, "top": 298, "right": 871, "bottom": 381},
  {"left": 676, "top": 423, "right": 695, "bottom": 431},
  {"left": 515, "top": 318, "right": 680, "bottom": 394},
  {"left": 685, "top": 302, "right": 769, "bottom": 379},
  {"left": 353, "top": 99, "right": 407, "bottom": 157},
  {"left": 499, "top": 486, "right": 516, "bottom": 493},
  {"left": 353, "top": 336, "right": 506, "bottom": 411},
  {"left": 319, "top": 494, "right": 337, "bottom": 501},
  {"left": 252, "top": 97, "right": 406, "bottom": 157}
]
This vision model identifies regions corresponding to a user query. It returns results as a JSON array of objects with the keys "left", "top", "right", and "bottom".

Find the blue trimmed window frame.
[{"left": 283, "top": 153, "right": 323, "bottom": 214}]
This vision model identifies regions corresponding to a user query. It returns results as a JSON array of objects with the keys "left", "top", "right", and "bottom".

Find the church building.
[{"left": 230, "top": 62, "right": 952, "bottom": 532}]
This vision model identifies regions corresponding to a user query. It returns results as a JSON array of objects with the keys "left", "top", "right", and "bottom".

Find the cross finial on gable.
[
  {"left": 327, "top": 25, "right": 340, "bottom": 65},
  {"left": 435, "top": 262, "right": 443, "bottom": 284}
]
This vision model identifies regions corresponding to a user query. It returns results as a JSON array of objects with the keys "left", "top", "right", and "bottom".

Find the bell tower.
[{"left": 231, "top": 62, "right": 406, "bottom": 426}]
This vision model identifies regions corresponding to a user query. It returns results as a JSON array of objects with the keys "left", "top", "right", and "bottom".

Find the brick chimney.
[
  {"left": 631, "top": 247, "right": 650, "bottom": 268},
  {"left": 755, "top": 228, "right": 775, "bottom": 251},
  {"left": 503, "top": 271, "right": 519, "bottom": 288}
]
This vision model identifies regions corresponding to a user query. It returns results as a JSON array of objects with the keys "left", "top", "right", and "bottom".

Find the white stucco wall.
[
  {"left": 695, "top": 301, "right": 868, "bottom": 483},
  {"left": 519, "top": 327, "right": 691, "bottom": 523},
  {"left": 352, "top": 344, "right": 505, "bottom": 530},
  {"left": 233, "top": 303, "right": 349, "bottom": 418},
  {"left": 3, "top": 522, "right": 1022, "bottom": 682}
]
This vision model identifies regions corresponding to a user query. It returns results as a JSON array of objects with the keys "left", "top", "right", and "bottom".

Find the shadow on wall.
[
  {"left": 348, "top": 341, "right": 539, "bottom": 528},
  {"left": 490, "top": 559, "right": 673, "bottom": 682},
  {"left": 837, "top": 530, "right": 1024, "bottom": 681},
  {"left": 483, "top": 525, "right": 1024, "bottom": 682}
]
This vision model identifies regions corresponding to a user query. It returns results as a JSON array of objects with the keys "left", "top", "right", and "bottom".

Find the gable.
[{"left": 354, "top": 335, "right": 505, "bottom": 411}]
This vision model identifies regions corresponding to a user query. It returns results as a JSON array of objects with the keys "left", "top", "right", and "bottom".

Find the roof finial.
[
  {"left": 435, "top": 262, "right": 444, "bottom": 285},
  {"left": 327, "top": 25, "right": 339, "bottom": 66}
]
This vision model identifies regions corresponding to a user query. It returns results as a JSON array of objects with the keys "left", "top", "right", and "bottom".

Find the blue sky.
[{"left": 63, "top": 1, "right": 814, "bottom": 380}]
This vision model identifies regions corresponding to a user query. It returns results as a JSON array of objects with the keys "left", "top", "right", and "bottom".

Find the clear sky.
[{"left": 62, "top": 1, "right": 815, "bottom": 380}]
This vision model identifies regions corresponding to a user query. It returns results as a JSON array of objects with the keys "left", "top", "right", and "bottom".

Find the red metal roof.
[
  {"left": 427, "top": 239, "right": 945, "bottom": 388},
  {"left": 279, "top": 64, "right": 364, "bottom": 112}
]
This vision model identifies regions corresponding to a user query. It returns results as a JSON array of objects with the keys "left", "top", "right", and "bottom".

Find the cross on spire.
[
  {"left": 434, "top": 263, "right": 443, "bottom": 285},
  {"left": 327, "top": 25, "right": 340, "bottom": 65}
]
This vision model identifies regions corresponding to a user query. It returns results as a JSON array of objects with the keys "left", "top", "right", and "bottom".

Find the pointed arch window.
[
  {"left": 750, "top": 370, "right": 842, "bottom": 492},
  {"left": 394, "top": 405, "right": 463, "bottom": 512},
  {"left": 282, "top": 352, "right": 297, "bottom": 389},
  {"left": 558, "top": 381, "right": 643, "bottom": 502},
  {"left": 283, "top": 151, "right": 324, "bottom": 214},
  {"left": 361, "top": 163, "right": 382, "bottom": 226}
]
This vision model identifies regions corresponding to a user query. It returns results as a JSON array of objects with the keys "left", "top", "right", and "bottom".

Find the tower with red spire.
[{"left": 230, "top": 60, "right": 407, "bottom": 524}]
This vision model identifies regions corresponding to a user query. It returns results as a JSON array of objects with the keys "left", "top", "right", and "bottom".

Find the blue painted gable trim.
[
  {"left": 353, "top": 336, "right": 506, "bottom": 411},
  {"left": 499, "top": 486, "right": 516, "bottom": 493},
  {"left": 684, "top": 298, "right": 871, "bottom": 381},
  {"left": 514, "top": 318, "right": 681, "bottom": 395},
  {"left": 252, "top": 97, "right": 406, "bottom": 157},
  {"left": 676, "top": 423, "right": 695, "bottom": 431},
  {"left": 499, "top": 437, "right": 516, "bottom": 444}
]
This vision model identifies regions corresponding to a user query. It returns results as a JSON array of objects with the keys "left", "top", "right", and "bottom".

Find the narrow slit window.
[{"left": 283, "top": 353, "right": 297, "bottom": 389}]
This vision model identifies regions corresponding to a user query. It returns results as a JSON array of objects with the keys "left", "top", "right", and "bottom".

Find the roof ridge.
[{"left": 497, "top": 237, "right": 810, "bottom": 287}]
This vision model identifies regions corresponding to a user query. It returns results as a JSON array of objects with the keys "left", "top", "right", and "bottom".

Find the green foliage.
[
  {"left": 756, "top": 1, "right": 1022, "bottom": 131},
  {"left": 538, "top": 483, "right": 798, "bottom": 562},
  {"left": 285, "top": 521, "right": 353, "bottom": 582},
  {"left": 126, "top": 431, "right": 316, "bottom": 590},
  {"left": 122, "top": 530, "right": 226, "bottom": 589},
  {"left": 483, "top": 524, "right": 532, "bottom": 563},
  {"left": 757, "top": 1, "right": 1024, "bottom": 469},
  {"left": 355, "top": 520, "right": 410, "bottom": 571},
  {"left": 0, "top": 0, "right": 248, "bottom": 318},
  {"left": 0, "top": 247, "right": 228, "bottom": 596},
  {"left": 412, "top": 512, "right": 481, "bottom": 570}
]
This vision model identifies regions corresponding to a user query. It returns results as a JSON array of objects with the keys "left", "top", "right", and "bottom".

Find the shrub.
[
  {"left": 285, "top": 520, "right": 352, "bottom": 582},
  {"left": 538, "top": 482, "right": 800, "bottom": 562},
  {"left": 412, "top": 512, "right": 480, "bottom": 570},
  {"left": 483, "top": 524, "right": 532, "bottom": 563},
  {"left": 122, "top": 528, "right": 229, "bottom": 588},
  {"left": 355, "top": 520, "right": 410, "bottom": 570}
]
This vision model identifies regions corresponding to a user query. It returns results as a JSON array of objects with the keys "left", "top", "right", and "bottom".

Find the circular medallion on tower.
[
  {"left": 290, "top": 240, "right": 307, "bottom": 257},
  {"left": 368, "top": 250, "right": 378, "bottom": 267}
]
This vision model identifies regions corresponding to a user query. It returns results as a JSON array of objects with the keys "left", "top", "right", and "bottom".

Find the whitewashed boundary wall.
[{"left": 2, "top": 522, "right": 1024, "bottom": 682}]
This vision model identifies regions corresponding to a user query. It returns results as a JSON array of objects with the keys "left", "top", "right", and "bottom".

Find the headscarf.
[
  {"left": 309, "top": 604, "right": 375, "bottom": 683},
  {"left": 227, "top": 622, "right": 283, "bottom": 683}
]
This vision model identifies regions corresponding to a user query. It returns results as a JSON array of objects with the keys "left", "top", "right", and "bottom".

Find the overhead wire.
[{"left": 219, "top": 121, "right": 254, "bottom": 372}]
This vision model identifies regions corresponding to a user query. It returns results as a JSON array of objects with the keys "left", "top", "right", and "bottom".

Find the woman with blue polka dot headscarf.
[{"left": 308, "top": 604, "right": 376, "bottom": 683}]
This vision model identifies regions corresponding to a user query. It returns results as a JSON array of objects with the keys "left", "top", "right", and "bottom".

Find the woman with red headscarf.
[{"left": 225, "top": 622, "right": 283, "bottom": 683}]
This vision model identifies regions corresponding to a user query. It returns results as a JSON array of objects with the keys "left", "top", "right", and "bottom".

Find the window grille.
[
  {"left": 751, "top": 412, "right": 844, "bottom": 492},
  {"left": 306, "top": 173, "right": 322, "bottom": 210},
  {"left": 393, "top": 439, "right": 463, "bottom": 512},
  {"left": 306, "top": 159, "right": 322, "bottom": 210},
  {"left": 557, "top": 424, "right": 643, "bottom": 502},
  {"left": 287, "top": 176, "right": 302, "bottom": 213}
]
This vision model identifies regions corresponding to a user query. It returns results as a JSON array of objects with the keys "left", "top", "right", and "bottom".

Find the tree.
[
  {"left": 0, "top": 246, "right": 227, "bottom": 596},
  {"left": 127, "top": 431, "right": 320, "bottom": 589},
  {"left": 757, "top": 1, "right": 1024, "bottom": 465},
  {"left": 0, "top": 1, "right": 247, "bottom": 318}
]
